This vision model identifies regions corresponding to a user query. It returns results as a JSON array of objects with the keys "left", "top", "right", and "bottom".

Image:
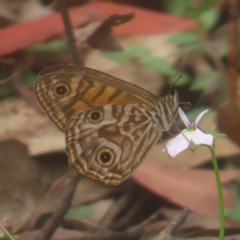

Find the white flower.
[{"left": 164, "top": 107, "right": 213, "bottom": 157}]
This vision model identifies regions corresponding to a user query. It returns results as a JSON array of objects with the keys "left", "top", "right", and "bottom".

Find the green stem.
[{"left": 210, "top": 147, "right": 225, "bottom": 240}]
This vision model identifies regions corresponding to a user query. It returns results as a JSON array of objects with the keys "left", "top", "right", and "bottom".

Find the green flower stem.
[{"left": 210, "top": 147, "right": 225, "bottom": 240}]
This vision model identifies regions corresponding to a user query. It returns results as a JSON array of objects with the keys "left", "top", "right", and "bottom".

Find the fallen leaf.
[
  {"left": 132, "top": 160, "right": 240, "bottom": 215},
  {"left": 0, "top": 98, "right": 65, "bottom": 156},
  {"left": 0, "top": 2, "right": 195, "bottom": 56},
  {"left": 0, "top": 140, "right": 43, "bottom": 231}
]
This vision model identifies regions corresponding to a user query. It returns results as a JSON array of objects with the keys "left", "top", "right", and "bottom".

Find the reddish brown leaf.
[
  {"left": 217, "top": 103, "right": 240, "bottom": 146},
  {"left": 133, "top": 159, "right": 240, "bottom": 215},
  {"left": 0, "top": 2, "right": 195, "bottom": 56}
]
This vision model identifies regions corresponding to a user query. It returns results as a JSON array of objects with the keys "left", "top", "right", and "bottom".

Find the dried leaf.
[
  {"left": 0, "top": 140, "right": 43, "bottom": 230},
  {"left": 87, "top": 13, "right": 134, "bottom": 51},
  {"left": 0, "top": 2, "right": 195, "bottom": 56},
  {"left": 133, "top": 160, "right": 240, "bottom": 215},
  {"left": 0, "top": 98, "right": 65, "bottom": 156}
]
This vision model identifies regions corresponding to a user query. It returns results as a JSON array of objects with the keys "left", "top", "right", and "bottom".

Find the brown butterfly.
[{"left": 34, "top": 65, "right": 179, "bottom": 185}]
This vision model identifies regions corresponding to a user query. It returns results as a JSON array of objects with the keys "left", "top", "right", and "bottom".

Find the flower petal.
[
  {"left": 178, "top": 107, "right": 192, "bottom": 128},
  {"left": 195, "top": 109, "right": 209, "bottom": 126},
  {"left": 191, "top": 129, "right": 213, "bottom": 145},
  {"left": 165, "top": 133, "right": 190, "bottom": 157}
]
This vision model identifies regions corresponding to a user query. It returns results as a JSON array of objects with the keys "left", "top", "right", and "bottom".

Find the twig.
[
  {"left": 62, "top": 216, "right": 113, "bottom": 233},
  {"left": 100, "top": 189, "right": 136, "bottom": 227},
  {"left": 131, "top": 207, "right": 164, "bottom": 232},
  {"left": 227, "top": 0, "right": 238, "bottom": 105},
  {"left": 0, "top": 72, "right": 15, "bottom": 84},
  {"left": 157, "top": 208, "right": 191, "bottom": 239},
  {"left": 153, "top": 208, "right": 240, "bottom": 240},
  {"left": 58, "top": 0, "right": 82, "bottom": 65},
  {"left": 110, "top": 191, "right": 148, "bottom": 230},
  {"left": 62, "top": 208, "right": 240, "bottom": 240},
  {"left": 11, "top": 64, "right": 42, "bottom": 111},
  {"left": 34, "top": 172, "right": 80, "bottom": 240},
  {"left": 21, "top": 173, "right": 70, "bottom": 231},
  {"left": 72, "top": 230, "right": 143, "bottom": 240}
]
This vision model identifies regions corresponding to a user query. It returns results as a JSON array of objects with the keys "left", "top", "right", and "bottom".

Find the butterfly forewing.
[{"left": 34, "top": 65, "right": 158, "bottom": 131}]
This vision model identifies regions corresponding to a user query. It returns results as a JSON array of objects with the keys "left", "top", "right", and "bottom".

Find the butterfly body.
[{"left": 34, "top": 65, "right": 179, "bottom": 185}]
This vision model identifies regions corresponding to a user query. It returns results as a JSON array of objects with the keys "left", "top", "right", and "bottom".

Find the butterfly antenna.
[
  {"left": 168, "top": 49, "right": 191, "bottom": 94},
  {"left": 168, "top": 74, "right": 183, "bottom": 95}
]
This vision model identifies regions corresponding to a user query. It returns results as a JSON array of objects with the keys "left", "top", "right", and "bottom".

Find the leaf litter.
[{"left": 0, "top": 1, "right": 240, "bottom": 240}]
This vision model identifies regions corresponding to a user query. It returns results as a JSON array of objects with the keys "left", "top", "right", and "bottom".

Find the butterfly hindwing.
[{"left": 65, "top": 104, "right": 161, "bottom": 185}]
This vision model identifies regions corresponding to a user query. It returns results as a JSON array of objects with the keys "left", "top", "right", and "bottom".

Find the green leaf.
[
  {"left": 101, "top": 51, "right": 131, "bottom": 64},
  {"left": 174, "top": 42, "right": 204, "bottom": 57},
  {"left": 66, "top": 205, "right": 95, "bottom": 218},
  {"left": 144, "top": 58, "right": 175, "bottom": 75},
  {"left": 168, "top": 32, "right": 200, "bottom": 45},
  {"left": 163, "top": 0, "right": 190, "bottom": 16},
  {"left": 22, "top": 71, "right": 37, "bottom": 88},
  {"left": 190, "top": 71, "right": 220, "bottom": 90},
  {"left": 101, "top": 46, "right": 152, "bottom": 64},
  {"left": 102, "top": 46, "right": 175, "bottom": 75},
  {"left": 125, "top": 45, "right": 152, "bottom": 59},
  {"left": 217, "top": 42, "right": 229, "bottom": 57},
  {"left": 220, "top": 208, "right": 240, "bottom": 221},
  {"left": 27, "top": 40, "right": 68, "bottom": 53},
  {"left": 199, "top": 9, "right": 220, "bottom": 30}
]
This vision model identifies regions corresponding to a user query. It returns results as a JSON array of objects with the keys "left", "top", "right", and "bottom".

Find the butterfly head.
[{"left": 156, "top": 90, "right": 179, "bottom": 131}]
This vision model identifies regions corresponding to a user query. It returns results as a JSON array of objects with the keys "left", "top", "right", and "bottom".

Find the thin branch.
[
  {"left": 158, "top": 208, "right": 191, "bottom": 238},
  {"left": 72, "top": 230, "right": 143, "bottom": 240},
  {"left": 34, "top": 172, "right": 80, "bottom": 240},
  {"left": 100, "top": 189, "right": 136, "bottom": 227},
  {"left": 12, "top": 64, "right": 42, "bottom": 111},
  {"left": 58, "top": 0, "right": 82, "bottom": 65},
  {"left": 227, "top": 0, "right": 238, "bottom": 105},
  {"left": 62, "top": 216, "right": 113, "bottom": 233},
  {"left": 22, "top": 173, "right": 70, "bottom": 231},
  {"left": 131, "top": 207, "right": 164, "bottom": 232}
]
